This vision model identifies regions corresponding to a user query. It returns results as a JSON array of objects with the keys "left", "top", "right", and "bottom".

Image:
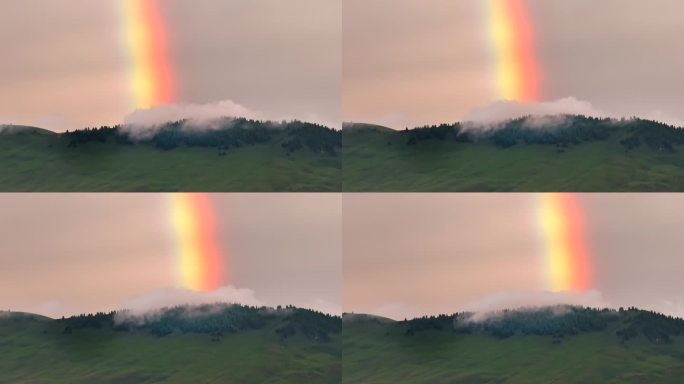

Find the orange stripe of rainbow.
[
  {"left": 537, "top": 193, "right": 591, "bottom": 292},
  {"left": 123, "top": 0, "right": 175, "bottom": 109},
  {"left": 171, "top": 193, "right": 224, "bottom": 291},
  {"left": 488, "top": 0, "right": 540, "bottom": 101}
]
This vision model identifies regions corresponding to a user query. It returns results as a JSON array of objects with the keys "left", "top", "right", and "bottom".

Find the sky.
[
  {"left": 4, "top": 192, "right": 684, "bottom": 321},
  {"left": 0, "top": 0, "right": 341, "bottom": 131},
  {"left": 343, "top": 0, "right": 684, "bottom": 129},
  {"left": 343, "top": 194, "right": 684, "bottom": 320},
  {"left": 0, "top": 193, "right": 341, "bottom": 318}
]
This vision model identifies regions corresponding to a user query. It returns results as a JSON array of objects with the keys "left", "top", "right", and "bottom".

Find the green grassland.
[
  {"left": 342, "top": 118, "right": 684, "bottom": 191},
  {"left": 0, "top": 123, "right": 341, "bottom": 192},
  {"left": 4, "top": 115, "right": 684, "bottom": 191},
  {"left": 0, "top": 306, "right": 341, "bottom": 384},
  {"left": 342, "top": 308, "right": 684, "bottom": 384}
]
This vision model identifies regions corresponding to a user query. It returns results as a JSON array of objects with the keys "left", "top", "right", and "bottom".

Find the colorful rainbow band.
[
  {"left": 122, "top": 0, "right": 175, "bottom": 110},
  {"left": 171, "top": 194, "right": 224, "bottom": 291},
  {"left": 488, "top": 0, "right": 540, "bottom": 101},
  {"left": 537, "top": 193, "right": 591, "bottom": 292}
]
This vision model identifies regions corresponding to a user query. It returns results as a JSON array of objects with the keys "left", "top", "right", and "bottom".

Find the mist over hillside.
[
  {"left": 343, "top": 305, "right": 684, "bottom": 384},
  {"left": 0, "top": 304, "right": 341, "bottom": 383},
  {"left": 0, "top": 118, "right": 341, "bottom": 192},
  {"left": 342, "top": 114, "right": 684, "bottom": 192},
  {"left": 346, "top": 114, "right": 684, "bottom": 151},
  {"left": 5, "top": 114, "right": 684, "bottom": 191}
]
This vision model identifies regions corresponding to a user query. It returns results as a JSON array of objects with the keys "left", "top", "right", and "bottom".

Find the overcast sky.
[
  {"left": 0, "top": 0, "right": 340, "bottom": 131},
  {"left": 343, "top": 194, "right": 684, "bottom": 320},
  {"left": 0, "top": 194, "right": 341, "bottom": 318},
  {"left": 343, "top": 0, "right": 684, "bottom": 129},
  {"left": 3, "top": 193, "right": 683, "bottom": 320}
]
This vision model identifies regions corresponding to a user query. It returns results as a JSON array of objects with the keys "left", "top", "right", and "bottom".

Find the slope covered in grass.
[
  {"left": 0, "top": 120, "right": 341, "bottom": 192},
  {"left": 343, "top": 306, "right": 684, "bottom": 383},
  {"left": 0, "top": 305, "right": 341, "bottom": 384},
  {"left": 342, "top": 116, "right": 684, "bottom": 191}
]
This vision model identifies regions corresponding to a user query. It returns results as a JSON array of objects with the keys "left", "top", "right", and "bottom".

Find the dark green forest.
[
  {"left": 398, "top": 115, "right": 684, "bottom": 151},
  {"left": 401, "top": 305, "right": 684, "bottom": 342},
  {"left": 57, "top": 303, "right": 341, "bottom": 341},
  {"left": 62, "top": 118, "right": 341, "bottom": 155}
]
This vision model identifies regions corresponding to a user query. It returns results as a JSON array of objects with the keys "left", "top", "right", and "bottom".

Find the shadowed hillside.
[
  {"left": 343, "top": 306, "right": 684, "bottom": 383},
  {"left": 342, "top": 115, "right": 684, "bottom": 191},
  {"left": 0, "top": 304, "right": 341, "bottom": 384},
  {"left": 0, "top": 119, "right": 341, "bottom": 192}
]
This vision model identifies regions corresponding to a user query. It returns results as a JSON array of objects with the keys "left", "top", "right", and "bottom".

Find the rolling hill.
[
  {"left": 0, "top": 119, "right": 341, "bottom": 192},
  {"left": 342, "top": 115, "right": 684, "bottom": 191},
  {"left": 0, "top": 304, "right": 341, "bottom": 384},
  {"left": 5, "top": 115, "right": 684, "bottom": 191},
  {"left": 342, "top": 306, "right": 684, "bottom": 383}
]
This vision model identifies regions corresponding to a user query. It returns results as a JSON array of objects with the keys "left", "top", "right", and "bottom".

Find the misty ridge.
[
  {"left": 345, "top": 114, "right": 684, "bottom": 152},
  {"left": 361, "top": 305, "right": 684, "bottom": 344},
  {"left": 55, "top": 117, "right": 341, "bottom": 155},
  {"left": 38, "top": 303, "right": 342, "bottom": 342}
]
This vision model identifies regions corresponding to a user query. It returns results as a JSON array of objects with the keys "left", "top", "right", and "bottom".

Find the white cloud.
[
  {"left": 114, "top": 285, "right": 340, "bottom": 324},
  {"left": 460, "top": 290, "right": 609, "bottom": 322},
  {"left": 121, "top": 100, "right": 339, "bottom": 139},
  {"left": 119, "top": 285, "right": 264, "bottom": 315},
  {"left": 123, "top": 99, "right": 259, "bottom": 134},
  {"left": 462, "top": 97, "right": 604, "bottom": 125}
]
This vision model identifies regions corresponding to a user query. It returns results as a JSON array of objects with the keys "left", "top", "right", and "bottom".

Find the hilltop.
[
  {"left": 0, "top": 118, "right": 341, "bottom": 191},
  {"left": 0, "top": 304, "right": 341, "bottom": 383},
  {"left": 342, "top": 115, "right": 684, "bottom": 191},
  {"left": 343, "top": 305, "right": 684, "bottom": 383}
]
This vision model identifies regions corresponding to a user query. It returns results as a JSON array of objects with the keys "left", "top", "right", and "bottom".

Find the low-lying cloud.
[
  {"left": 122, "top": 99, "right": 259, "bottom": 138},
  {"left": 121, "top": 99, "right": 340, "bottom": 139},
  {"left": 459, "top": 290, "right": 609, "bottom": 322},
  {"left": 114, "top": 285, "right": 264, "bottom": 325},
  {"left": 119, "top": 285, "right": 264, "bottom": 315},
  {"left": 113, "top": 285, "right": 340, "bottom": 324},
  {"left": 462, "top": 97, "right": 604, "bottom": 126}
]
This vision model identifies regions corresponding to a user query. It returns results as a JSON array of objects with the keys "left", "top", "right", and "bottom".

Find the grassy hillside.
[
  {"left": 342, "top": 116, "right": 684, "bottom": 191},
  {"left": 5, "top": 115, "right": 684, "bottom": 191},
  {"left": 343, "top": 307, "right": 684, "bottom": 383},
  {"left": 0, "top": 120, "right": 340, "bottom": 191},
  {"left": 0, "top": 305, "right": 341, "bottom": 383}
]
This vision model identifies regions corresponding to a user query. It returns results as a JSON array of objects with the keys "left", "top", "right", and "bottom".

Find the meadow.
[
  {"left": 0, "top": 306, "right": 341, "bottom": 384},
  {"left": 341, "top": 120, "right": 684, "bottom": 192},
  {"left": 0, "top": 124, "right": 341, "bottom": 192},
  {"left": 342, "top": 308, "right": 684, "bottom": 384}
]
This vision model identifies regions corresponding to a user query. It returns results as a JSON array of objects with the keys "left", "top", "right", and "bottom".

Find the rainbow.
[
  {"left": 170, "top": 194, "right": 224, "bottom": 291},
  {"left": 537, "top": 193, "right": 591, "bottom": 292},
  {"left": 487, "top": 0, "right": 540, "bottom": 101},
  {"left": 122, "top": 0, "right": 176, "bottom": 109}
]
